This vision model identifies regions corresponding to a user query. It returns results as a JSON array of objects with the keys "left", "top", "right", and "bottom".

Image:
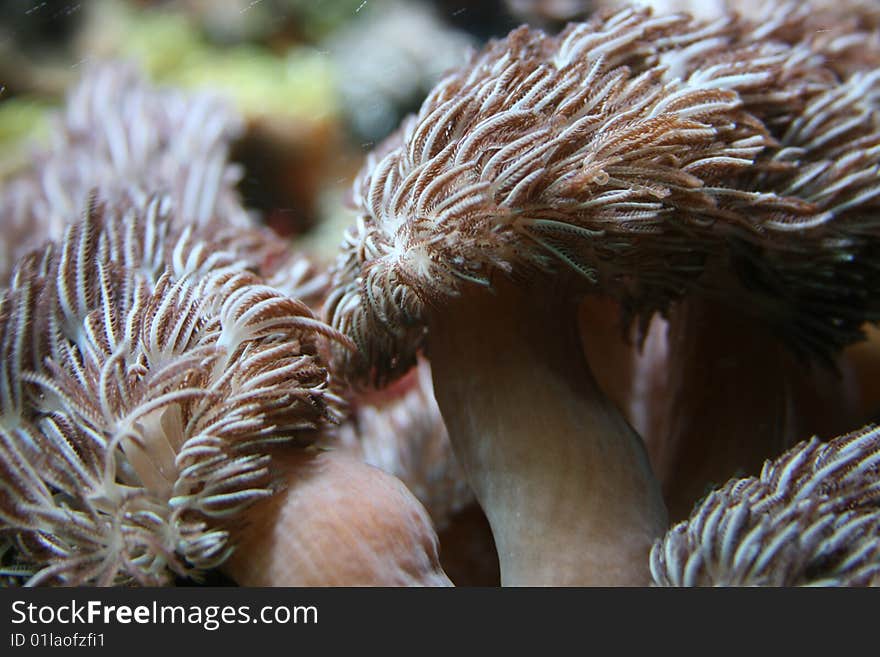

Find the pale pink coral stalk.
[
  {"left": 428, "top": 281, "right": 665, "bottom": 585},
  {"left": 225, "top": 450, "right": 452, "bottom": 587}
]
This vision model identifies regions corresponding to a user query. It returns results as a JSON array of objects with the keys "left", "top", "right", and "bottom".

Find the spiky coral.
[
  {"left": 0, "top": 197, "right": 344, "bottom": 586},
  {"left": 604, "top": 0, "right": 880, "bottom": 66},
  {"left": 651, "top": 425, "right": 880, "bottom": 586},
  {"left": 326, "top": 7, "right": 880, "bottom": 386}
]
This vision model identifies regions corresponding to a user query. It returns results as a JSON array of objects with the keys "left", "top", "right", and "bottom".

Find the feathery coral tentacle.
[
  {"left": 326, "top": 7, "right": 880, "bottom": 387},
  {"left": 651, "top": 424, "right": 880, "bottom": 586},
  {"left": 0, "top": 199, "right": 343, "bottom": 586}
]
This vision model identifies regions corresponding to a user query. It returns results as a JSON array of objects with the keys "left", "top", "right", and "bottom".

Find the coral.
[
  {"left": 0, "top": 197, "right": 343, "bottom": 585},
  {"left": 0, "top": 64, "right": 249, "bottom": 282},
  {"left": 326, "top": 7, "right": 880, "bottom": 387},
  {"left": 324, "top": 1, "right": 475, "bottom": 140},
  {"left": 651, "top": 425, "right": 880, "bottom": 586},
  {"left": 328, "top": 358, "right": 472, "bottom": 531}
]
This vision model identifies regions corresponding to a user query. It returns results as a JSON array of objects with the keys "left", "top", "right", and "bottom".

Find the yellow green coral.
[{"left": 80, "top": 0, "right": 338, "bottom": 126}]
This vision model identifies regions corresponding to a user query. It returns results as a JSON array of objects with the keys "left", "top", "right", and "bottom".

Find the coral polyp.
[{"left": 0, "top": 198, "right": 343, "bottom": 585}]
